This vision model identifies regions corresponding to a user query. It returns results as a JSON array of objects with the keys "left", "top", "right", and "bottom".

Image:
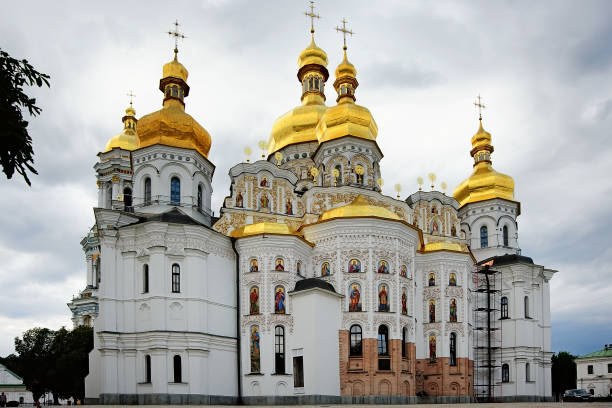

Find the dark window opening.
[
  {"left": 123, "top": 187, "right": 132, "bottom": 209},
  {"left": 449, "top": 333, "right": 457, "bottom": 366},
  {"left": 145, "top": 354, "right": 151, "bottom": 383},
  {"left": 173, "top": 355, "right": 182, "bottom": 383},
  {"left": 144, "top": 177, "right": 152, "bottom": 205},
  {"left": 480, "top": 225, "right": 488, "bottom": 248},
  {"left": 143, "top": 264, "right": 149, "bottom": 293},
  {"left": 197, "top": 184, "right": 203, "bottom": 210},
  {"left": 501, "top": 296, "right": 509, "bottom": 319},
  {"left": 172, "top": 264, "right": 180, "bottom": 293},
  {"left": 502, "top": 364, "right": 509, "bottom": 383},
  {"left": 588, "top": 365, "right": 594, "bottom": 374},
  {"left": 402, "top": 328, "right": 407, "bottom": 358},
  {"left": 170, "top": 177, "right": 180, "bottom": 205},
  {"left": 293, "top": 356, "right": 304, "bottom": 388},
  {"left": 274, "top": 326, "right": 285, "bottom": 374},
  {"left": 503, "top": 225, "right": 509, "bottom": 246},
  {"left": 350, "top": 325, "right": 362, "bottom": 357},
  {"left": 524, "top": 296, "right": 529, "bottom": 318}
]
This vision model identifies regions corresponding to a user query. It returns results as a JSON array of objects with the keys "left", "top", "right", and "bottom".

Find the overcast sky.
[{"left": 1, "top": 0, "right": 611, "bottom": 357}]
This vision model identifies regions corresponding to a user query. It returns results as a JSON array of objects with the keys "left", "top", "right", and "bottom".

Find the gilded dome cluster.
[{"left": 104, "top": 105, "right": 139, "bottom": 152}]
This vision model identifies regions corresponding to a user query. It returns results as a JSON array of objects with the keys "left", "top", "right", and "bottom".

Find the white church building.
[{"left": 71, "top": 14, "right": 556, "bottom": 405}]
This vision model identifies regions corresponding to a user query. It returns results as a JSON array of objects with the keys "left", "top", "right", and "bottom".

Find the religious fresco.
[
  {"left": 429, "top": 300, "right": 436, "bottom": 322},
  {"left": 400, "top": 264, "right": 407, "bottom": 277},
  {"left": 235, "top": 191, "right": 243, "bottom": 207},
  {"left": 274, "top": 286, "right": 286, "bottom": 314},
  {"left": 286, "top": 198, "right": 293, "bottom": 215},
  {"left": 449, "top": 298, "right": 457, "bottom": 322},
  {"left": 429, "top": 334, "right": 436, "bottom": 361},
  {"left": 274, "top": 258, "right": 284, "bottom": 271},
  {"left": 259, "top": 177, "right": 268, "bottom": 187},
  {"left": 296, "top": 261, "right": 302, "bottom": 276},
  {"left": 451, "top": 224, "right": 457, "bottom": 236},
  {"left": 378, "top": 283, "right": 389, "bottom": 312},
  {"left": 431, "top": 206, "right": 438, "bottom": 214},
  {"left": 250, "top": 325, "right": 261, "bottom": 373},
  {"left": 432, "top": 221, "right": 439, "bottom": 233},
  {"left": 401, "top": 288, "right": 408, "bottom": 315},
  {"left": 449, "top": 273, "right": 457, "bottom": 286},
  {"left": 348, "top": 259, "right": 361, "bottom": 273},
  {"left": 377, "top": 260, "right": 389, "bottom": 274},
  {"left": 249, "top": 259, "right": 258, "bottom": 272},
  {"left": 428, "top": 273, "right": 436, "bottom": 286},
  {"left": 260, "top": 194, "right": 270, "bottom": 210},
  {"left": 349, "top": 283, "right": 362, "bottom": 312},
  {"left": 321, "top": 262, "right": 330, "bottom": 276},
  {"left": 249, "top": 286, "right": 259, "bottom": 314}
]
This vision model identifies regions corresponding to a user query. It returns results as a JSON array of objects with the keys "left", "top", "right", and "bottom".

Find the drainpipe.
[{"left": 231, "top": 237, "right": 243, "bottom": 404}]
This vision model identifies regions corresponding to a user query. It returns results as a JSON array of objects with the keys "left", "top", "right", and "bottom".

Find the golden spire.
[
  {"left": 167, "top": 19, "right": 186, "bottom": 60},
  {"left": 126, "top": 90, "right": 136, "bottom": 107},
  {"left": 333, "top": 18, "right": 357, "bottom": 103},
  {"left": 335, "top": 18, "right": 354, "bottom": 53},
  {"left": 304, "top": 1, "right": 320, "bottom": 39}
]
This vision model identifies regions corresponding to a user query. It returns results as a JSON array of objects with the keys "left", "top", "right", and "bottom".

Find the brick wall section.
[
  {"left": 338, "top": 330, "right": 416, "bottom": 396},
  {"left": 415, "top": 357, "right": 473, "bottom": 397}
]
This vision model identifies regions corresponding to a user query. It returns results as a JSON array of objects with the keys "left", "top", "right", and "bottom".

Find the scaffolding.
[{"left": 472, "top": 264, "right": 501, "bottom": 402}]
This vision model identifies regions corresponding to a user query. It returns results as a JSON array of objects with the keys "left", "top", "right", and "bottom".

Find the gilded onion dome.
[
  {"left": 453, "top": 119, "right": 515, "bottom": 207},
  {"left": 136, "top": 51, "right": 211, "bottom": 158},
  {"left": 104, "top": 104, "right": 139, "bottom": 152},
  {"left": 320, "top": 195, "right": 399, "bottom": 221},
  {"left": 316, "top": 47, "right": 377, "bottom": 144},
  {"left": 267, "top": 33, "right": 329, "bottom": 155}
]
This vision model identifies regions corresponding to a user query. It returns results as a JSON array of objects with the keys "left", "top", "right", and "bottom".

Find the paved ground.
[{"left": 85, "top": 404, "right": 612, "bottom": 407}]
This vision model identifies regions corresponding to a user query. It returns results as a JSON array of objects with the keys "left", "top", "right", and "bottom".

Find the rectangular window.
[
  {"left": 274, "top": 326, "right": 285, "bottom": 374},
  {"left": 172, "top": 264, "right": 180, "bottom": 293},
  {"left": 608, "top": 363, "right": 612, "bottom": 373},
  {"left": 588, "top": 365, "right": 593, "bottom": 374},
  {"left": 378, "top": 358, "right": 391, "bottom": 371},
  {"left": 293, "top": 357, "right": 304, "bottom": 388},
  {"left": 145, "top": 355, "right": 151, "bottom": 383},
  {"left": 143, "top": 265, "right": 149, "bottom": 293}
]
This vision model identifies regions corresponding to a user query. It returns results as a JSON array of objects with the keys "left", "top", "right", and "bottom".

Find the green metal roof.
[
  {"left": 577, "top": 348, "right": 612, "bottom": 359},
  {"left": 0, "top": 363, "right": 23, "bottom": 382}
]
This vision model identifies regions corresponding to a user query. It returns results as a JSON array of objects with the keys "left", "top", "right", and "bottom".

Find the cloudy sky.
[{"left": 1, "top": 0, "right": 611, "bottom": 357}]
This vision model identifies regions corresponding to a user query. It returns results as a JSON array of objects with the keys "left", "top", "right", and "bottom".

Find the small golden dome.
[
  {"left": 230, "top": 222, "right": 301, "bottom": 238},
  {"left": 335, "top": 50, "right": 356, "bottom": 79},
  {"left": 423, "top": 241, "right": 468, "bottom": 253},
  {"left": 268, "top": 104, "right": 327, "bottom": 154},
  {"left": 320, "top": 195, "right": 400, "bottom": 221},
  {"left": 162, "top": 56, "right": 188, "bottom": 82},
  {"left": 298, "top": 37, "right": 328, "bottom": 69},
  {"left": 453, "top": 121, "right": 515, "bottom": 207},
  {"left": 104, "top": 106, "right": 138, "bottom": 152}
]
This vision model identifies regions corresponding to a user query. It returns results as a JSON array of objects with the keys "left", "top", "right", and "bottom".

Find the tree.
[
  {"left": 552, "top": 351, "right": 577, "bottom": 398},
  {"left": 51, "top": 326, "right": 94, "bottom": 402},
  {"left": 11, "top": 327, "right": 55, "bottom": 401},
  {"left": 0, "top": 48, "right": 50, "bottom": 185}
]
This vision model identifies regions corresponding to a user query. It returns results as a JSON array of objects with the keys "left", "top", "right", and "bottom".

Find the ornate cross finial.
[
  {"left": 167, "top": 20, "right": 186, "bottom": 59},
  {"left": 126, "top": 90, "right": 136, "bottom": 107},
  {"left": 304, "top": 1, "right": 320, "bottom": 37},
  {"left": 474, "top": 94, "right": 486, "bottom": 121},
  {"left": 335, "top": 18, "right": 354, "bottom": 50}
]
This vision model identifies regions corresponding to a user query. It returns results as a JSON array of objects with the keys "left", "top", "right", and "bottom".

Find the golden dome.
[
  {"left": 320, "top": 195, "right": 400, "bottom": 221},
  {"left": 298, "top": 37, "right": 328, "bottom": 69},
  {"left": 423, "top": 241, "right": 468, "bottom": 253},
  {"left": 136, "top": 53, "right": 211, "bottom": 158},
  {"left": 335, "top": 50, "right": 356, "bottom": 79},
  {"left": 230, "top": 222, "right": 302, "bottom": 238},
  {"left": 453, "top": 120, "right": 515, "bottom": 207},
  {"left": 104, "top": 106, "right": 138, "bottom": 152}
]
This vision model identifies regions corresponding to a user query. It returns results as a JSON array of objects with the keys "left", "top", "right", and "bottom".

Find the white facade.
[
  {"left": 0, "top": 364, "right": 33, "bottom": 405},
  {"left": 576, "top": 346, "right": 612, "bottom": 397}
]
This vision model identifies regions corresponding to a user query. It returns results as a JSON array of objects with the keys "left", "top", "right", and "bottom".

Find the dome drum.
[
  {"left": 159, "top": 77, "right": 190, "bottom": 106},
  {"left": 470, "top": 144, "right": 493, "bottom": 158},
  {"left": 297, "top": 64, "right": 329, "bottom": 82},
  {"left": 333, "top": 76, "right": 358, "bottom": 103}
]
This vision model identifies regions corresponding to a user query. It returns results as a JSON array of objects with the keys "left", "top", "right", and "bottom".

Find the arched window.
[
  {"left": 145, "top": 354, "right": 151, "bottom": 383},
  {"left": 106, "top": 184, "right": 112, "bottom": 209},
  {"left": 274, "top": 326, "right": 285, "bottom": 374},
  {"left": 144, "top": 177, "right": 152, "bottom": 205},
  {"left": 143, "top": 264, "right": 149, "bottom": 293},
  {"left": 449, "top": 273, "right": 457, "bottom": 286},
  {"left": 503, "top": 225, "right": 509, "bottom": 246},
  {"left": 335, "top": 165, "right": 342, "bottom": 184},
  {"left": 402, "top": 327, "right": 408, "bottom": 358},
  {"left": 526, "top": 362, "right": 531, "bottom": 382},
  {"left": 524, "top": 296, "right": 529, "bottom": 318},
  {"left": 449, "top": 333, "right": 457, "bottom": 366},
  {"left": 171, "top": 86, "right": 178, "bottom": 97},
  {"left": 173, "top": 355, "right": 182, "bottom": 383},
  {"left": 170, "top": 177, "right": 180, "bottom": 205},
  {"left": 480, "top": 225, "right": 488, "bottom": 248},
  {"left": 501, "top": 296, "right": 508, "bottom": 319},
  {"left": 502, "top": 363, "right": 510, "bottom": 383},
  {"left": 314, "top": 77, "right": 320, "bottom": 91},
  {"left": 123, "top": 187, "right": 132, "bottom": 208},
  {"left": 428, "top": 273, "right": 435, "bottom": 286},
  {"left": 308, "top": 76, "right": 314, "bottom": 90},
  {"left": 172, "top": 264, "right": 180, "bottom": 293},
  {"left": 197, "top": 184, "right": 203, "bottom": 211},
  {"left": 377, "top": 325, "right": 389, "bottom": 356},
  {"left": 93, "top": 258, "right": 100, "bottom": 288},
  {"left": 349, "top": 325, "right": 362, "bottom": 356}
]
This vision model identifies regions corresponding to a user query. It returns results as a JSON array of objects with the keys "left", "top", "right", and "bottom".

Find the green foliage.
[
  {"left": 0, "top": 48, "right": 50, "bottom": 185},
  {"left": 0, "top": 326, "right": 93, "bottom": 403},
  {"left": 552, "top": 351, "right": 577, "bottom": 394}
]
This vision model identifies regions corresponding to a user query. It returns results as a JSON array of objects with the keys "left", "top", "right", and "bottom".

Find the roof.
[
  {"left": 479, "top": 253, "right": 534, "bottom": 267},
  {"left": 319, "top": 195, "right": 400, "bottom": 222},
  {"left": 577, "top": 348, "right": 612, "bottom": 359},
  {"left": 0, "top": 363, "right": 24, "bottom": 383},
  {"left": 135, "top": 208, "right": 203, "bottom": 226},
  {"left": 293, "top": 278, "right": 336, "bottom": 294}
]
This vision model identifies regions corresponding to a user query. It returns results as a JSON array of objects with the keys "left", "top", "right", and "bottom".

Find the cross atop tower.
[
  {"left": 335, "top": 18, "right": 354, "bottom": 50},
  {"left": 167, "top": 20, "right": 186, "bottom": 59},
  {"left": 474, "top": 94, "right": 486, "bottom": 121},
  {"left": 304, "top": 1, "right": 321, "bottom": 36},
  {"left": 126, "top": 90, "right": 136, "bottom": 107}
]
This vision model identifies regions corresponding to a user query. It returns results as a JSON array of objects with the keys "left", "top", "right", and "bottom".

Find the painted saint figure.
[
  {"left": 428, "top": 273, "right": 435, "bottom": 286},
  {"left": 429, "top": 334, "right": 436, "bottom": 361},
  {"left": 377, "top": 260, "right": 389, "bottom": 274},
  {"left": 449, "top": 298, "right": 457, "bottom": 322},
  {"left": 321, "top": 262, "right": 330, "bottom": 276},
  {"left": 432, "top": 222, "right": 439, "bottom": 233},
  {"left": 275, "top": 258, "right": 284, "bottom": 271},
  {"left": 260, "top": 177, "right": 268, "bottom": 187},
  {"left": 349, "top": 283, "right": 361, "bottom": 312},
  {"left": 400, "top": 264, "right": 407, "bottom": 277},
  {"left": 451, "top": 225, "right": 457, "bottom": 237},
  {"left": 274, "top": 286, "right": 286, "bottom": 314},
  {"left": 249, "top": 287, "right": 259, "bottom": 314},
  {"left": 348, "top": 259, "right": 361, "bottom": 273},
  {"left": 429, "top": 300, "right": 436, "bottom": 322},
  {"left": 449, "top": 273, "right": 457, "bottom": 286},
  {"left": 249, "top": 259, "right": 258, "bottom": 272},
  {"left": 296, "top": 262, "right": 301, "bottom": 276},
  {"left": 379, "top": 284, "right": 389, "bottom": 312},
  {"left": 235, "top": 191, "right": 243, "bottom": 208},
  {"left": 286, "top": 199, "right": 293, "bottom": 215},
  {"left": 401, "top": 289, "right": 408, "bottom": 315},
  {"left": 260, "top": 194, "right": 270, "bottom": 210},
  {"left": 250, "top": 326, "right": 261, "bottom": 372}
]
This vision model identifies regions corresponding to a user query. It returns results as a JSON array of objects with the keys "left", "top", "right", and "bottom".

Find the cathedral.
[{"left": 68, "top": 12, "right": 556, "bottom": 405}]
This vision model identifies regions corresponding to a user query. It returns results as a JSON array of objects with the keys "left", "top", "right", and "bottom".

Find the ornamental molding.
[
  {"left": 444, "top": 322, "right": 465, "bottom": 336},
  {"left": 445, "top": 286, "right": 464, "bottom": 299}
]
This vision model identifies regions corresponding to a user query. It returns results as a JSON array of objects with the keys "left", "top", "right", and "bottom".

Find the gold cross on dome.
[
  {"left": 335, "top": 18, "right": 354, "bottom": 50},
  {"left": 474, "top": 94, "right": 486, "bottom": 121},
  {"left": 126, "top": 90, "right": 136, "bottom": 107},
  {"left": 304, "top": 1, "right": 321, "bottom": 35},
  {"left": 167, "top": 20, "right": 186, "bottom": 57}
]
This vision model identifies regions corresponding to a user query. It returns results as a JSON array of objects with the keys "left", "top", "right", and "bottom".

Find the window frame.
[
  {"left": 526, "top": 362, "right": 531, "bottom": 382},
  {"left": 503, "top": 225, "right": 509, "bottom": 246},
  {"left": 173, "top": 355, "right": 182, "bottom": 383},
  {"left": 402, "top": 327, "right": 408, "bottom": 359},
  {"left": 449, "top": 332, "right": 457, "bottom": 366},
  {"left": 170, "top": 176, "right": 181, "bottom": 205},
  {"left": 144, "top": 177, "right": 152, "bottom": 205},
  {"left": 502, "top": 363, "right": 510, "bottom": 383},
  {"left": 145, "top": 354, "right": 151, "bottom": 383},
  {"left": 350, "top": 325, "right": 363, "bottom": 357},
  {"left": 143, "top": 264, "right": 149, "bottom": 294},
  {"left": 274, "top": 326, "right": 285, "bottom": 374},
  {"left": 172, "top": 263, "right": 181, "bottom": 293},
  {"left": 377, "top": 325, "right": 389, "bottom": 356},
  {"left": 588, "top": 364, "right": 594, "bottom": 374},
  {"left": 501, "top": 296, "right": 509, "bottom": 319},
  {"left": 480, "top": 225, "right": 488, "bottom": 248},
  {"left": 524, "top": 296, "right": 530, "bottom": 318}
]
